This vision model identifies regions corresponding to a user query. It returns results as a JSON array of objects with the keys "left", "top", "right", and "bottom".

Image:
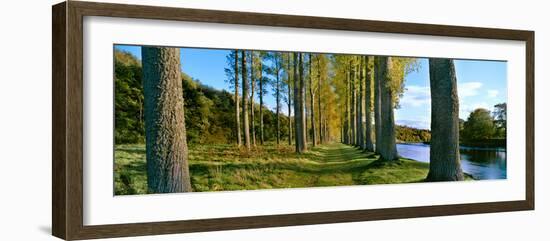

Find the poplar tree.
[
  {"left": 241, "top": 50, "right": 251, "bottom": 151},
  {"left": 142, "top": 47, "right": 191, "bottom": 193},
  {"left": 427, "top": 58, "right": 464, "bottom": 181}
]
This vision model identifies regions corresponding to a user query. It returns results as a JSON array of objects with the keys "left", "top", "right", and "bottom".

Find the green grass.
[{"left": 114, "top": 142, "right": 471, "bottom": 195}]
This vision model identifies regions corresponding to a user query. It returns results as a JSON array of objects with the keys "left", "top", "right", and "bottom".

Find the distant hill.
[{"left": 395, "top": 125, "right": 431, "bottom": 143}]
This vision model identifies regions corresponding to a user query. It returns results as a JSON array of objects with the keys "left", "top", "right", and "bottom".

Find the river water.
[{"left": 396, "top": 143, "right": 507, "bottom": 180}]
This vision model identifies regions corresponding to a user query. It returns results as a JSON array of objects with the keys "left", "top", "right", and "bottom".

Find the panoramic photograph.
[{"left": 113, "top": 44, "right": 507, "bottom": 195}]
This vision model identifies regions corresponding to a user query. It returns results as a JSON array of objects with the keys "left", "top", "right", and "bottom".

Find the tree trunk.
[
  {"left": 305, "top": 96, "right": 309, "bottom": 144},
  {"left": 364, "top": 56, "right": 375, "bottom": 152},
  {"left": 288, "top": 99, "right": 292, "bottom": 145},
  {"left": 276, "top": 59, "right": 281, "bottom": 146},
  {"left": 142, "top": 47, "right": 191, "bottom": 193},
  {"left": 241, "top": 50, "right": 251, "bottom": 151},
  {"left": 341, "top": 115, "right": 344, "bottom": 143},
  {"left": 374, "top": 57, "right": 382, "bottom": 154},
  {"left": 427, "top": 59, "right": 464, "bottom": 181},
  {"left": 324, "top": 116, "right": 329, "bottom": 142},
  {"left": 378, "top": 56, "right": 398, "bottom": 161},
  {"left": 293, "top": 53, "right": 303, "bottom": 153},
  {"left": 259, "top": 59, "right": 264, "bottom": 145},
  {"left": 234, "top": 51, "right": 241, "bottom": 147},
  {"left": 299, "top": 53, "right": 308, "bottom": 151},
  {"left": 350, "top": 60, "right": 356, "bottom": 146},
  {"left": 250, "top": 52, "right": 256, "bottom": 147},
  {"left": 358, "top": 57, "right": 365, "bottom": 149},
  {"left": 309, "top": 54, "right": 317, "bottom": 147},
  {"left": 344, "top": 65, "right": 351, "bottom": 145},
  {"left": 287, "top": 54, "right": 293, "bottom": 146},
  {"left": 317, "top": 57, "right": 323, "bottom": 144},
  {"left": 355, "top": 61, "right": 360, "bottom": 146}
]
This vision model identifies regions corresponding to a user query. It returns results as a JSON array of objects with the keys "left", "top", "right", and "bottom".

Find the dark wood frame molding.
[{"left": 52, "top": 1, "right": 535, "bottom": 240}]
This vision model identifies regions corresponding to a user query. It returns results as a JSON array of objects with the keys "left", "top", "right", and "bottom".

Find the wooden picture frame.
[{"left": 52, "top": 1, "right": 534, "bottom": 240}]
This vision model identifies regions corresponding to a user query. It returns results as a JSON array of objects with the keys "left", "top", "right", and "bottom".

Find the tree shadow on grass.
[
  {"left": 350, "top": 158, "right": 430, "bottom": 185},
  {"left": 115, "top": 142, "right": 430, "bottom": 193},
  {"left": 115, "top": 146, "right": 145, "bottom": 155},
  {"left": 301, "top": 143, "right": 377, "bottom": 163}
]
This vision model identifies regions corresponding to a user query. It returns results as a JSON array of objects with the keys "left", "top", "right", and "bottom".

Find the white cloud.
[
  {"left": 401, "top": 82, "right": 484, "bottom": 109},
  {"left": 457, "top": 82, "right": 483, "bottom": 99},
  {"left": 400, "top": 85, "right": 431, "bottom": 107},
  {"left": 487, "top": 89, "right": 499, "bottom": 98},
  {"left": 398, "top": 81, "right": 496, "bottom": 125}
]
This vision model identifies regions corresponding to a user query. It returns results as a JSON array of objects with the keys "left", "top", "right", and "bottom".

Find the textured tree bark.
[
  {"left": 364, "top": 56, "right": 375, "bottom": 152},
  {"left": 324, "top": 116, "right": 329, "bottom": 142},
  {"left": 288, "top": 98, "right": 292, "bottom": 145},
  {"left": 305, "top": 93, "right": 309, "bottom": 145},
  {"left": 287, "top": 54, "right": 293, "bottom": 146},
  {"left": 309, "top": 54, "right": 317, "bottom": 147},
  {"left": 317, "top": 56, "right": 323, "bottom": 145},
  {"left": 234, "top": 51, "right": 241, "bottom": 147},
  {"left": 276, "top": 59, "right": 281, "bottom": 146},
  {"left": 374, "top": 57, "right": 382, "bottom": 154},
  {"left": 323, "top": 117, "right": 332, "bottom": 142},
  {"left": 358, "top": 57, "right": 365, "bottom": 149},
  {"left": 341, "top": 115, "right": 344, "bottom": 143},
  {"left": 327, "top": 114, "right": 331, "bottom": 141},
  {"left": 378, "top": 56, "right": 399, "bottom": 161},
  {"left": 299, "top": 53, "right": 308, "bottom": 151},
  {"left": 427, "top": 59, "right": 464, "bottom": 181},
  {"left": 344, "top": 65, "right": 351, "bottom": 145},
  {"left": 250, "top": 52, "right": 256, "bottom": 147},
  {"left": 293, "top": 53, "right": 303, "bottom": 153},
  {"left": 350, "top": 60, "right": 356, "bottom": 146},
  {"left": 259, "top": 60, "right": 264, "bottom": 145},
  {"left": 241, "top": 50, "right": 251, "bottom": 151},
  {"left": 142, "top": 47, "right": 191, "bottom": 193}
]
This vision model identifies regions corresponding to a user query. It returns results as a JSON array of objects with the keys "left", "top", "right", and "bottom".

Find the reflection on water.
[{"left": 396, "top": 143, "right": 506, "bottom": 180}]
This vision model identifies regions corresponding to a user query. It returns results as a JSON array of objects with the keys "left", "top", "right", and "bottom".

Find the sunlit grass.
[{"left": 114, "top": 142, "right": 471, "bottom": 195}]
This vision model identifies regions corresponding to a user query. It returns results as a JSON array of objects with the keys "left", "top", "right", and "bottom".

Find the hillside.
[{"left": 114, "top": 50, "right": 289, "bottom": 145}]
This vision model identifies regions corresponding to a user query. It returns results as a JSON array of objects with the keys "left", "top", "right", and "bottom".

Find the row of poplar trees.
[
  {"left": 335, "top": 55, "right": 410, "bottom": 161},
  {"left": 334, "top": 54, "right": 464, "bottom": 182},
  {"left": 225, "top": 50, "right": 333, "bottom": 153},
  {"left": 141, "top": 46, "right": 464, "bottom": 193}
]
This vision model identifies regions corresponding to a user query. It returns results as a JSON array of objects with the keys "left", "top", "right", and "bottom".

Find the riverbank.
[
  {"left": 397, "top": 142, "right": 506, "bottom": 180},
  {"left": 115, "top": 143, "right": 473, "bottom": 195},
  {"left": 420, "top": 139, "right": 506, "bottom": 148}
]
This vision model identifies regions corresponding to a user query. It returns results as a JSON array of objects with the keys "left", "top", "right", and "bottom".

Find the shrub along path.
[{"left": 114, "top": 142, "right": 435, "bottom": 195}]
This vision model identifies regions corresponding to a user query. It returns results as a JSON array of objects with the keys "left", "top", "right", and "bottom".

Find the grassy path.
[
  {"left": 312, "top": 143, "right": 376, "bottom": 163},
  {"left": 115, "top": 142, "right": 431, "bottom": 195}
]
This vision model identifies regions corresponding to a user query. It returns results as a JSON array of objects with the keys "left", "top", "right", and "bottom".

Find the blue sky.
[
  {"left": 116, "top": 45, "right": 280, "bottom": 113},
  {"left": 115, "top": 45, "right": 507, "bottom": 130},
  {"left": 395, "top": 58, "right": 507, "bottom": 129}
]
